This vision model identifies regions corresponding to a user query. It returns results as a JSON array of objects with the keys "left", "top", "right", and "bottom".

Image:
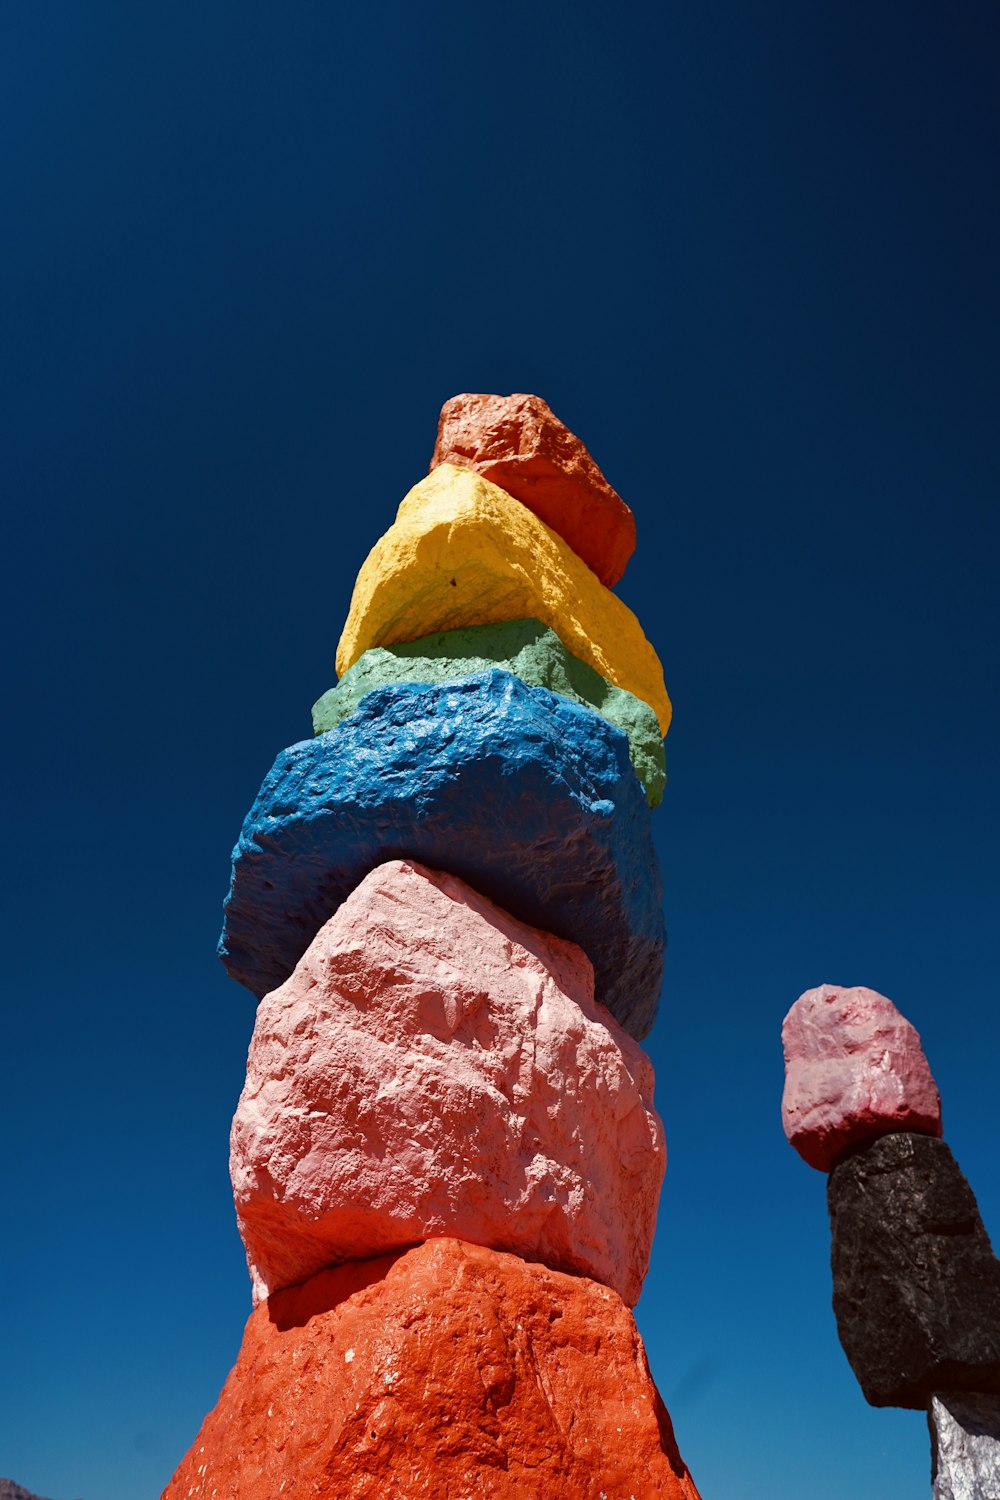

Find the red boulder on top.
[
  {"left": 431, "top": 392, "right": 637, "bottom": 585},
  {"left": 781, "top": 983, "right": 943, "bottom": 1172}
]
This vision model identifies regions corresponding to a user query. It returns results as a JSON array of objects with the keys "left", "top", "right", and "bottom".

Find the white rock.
[{"left": 930, "top": 1392, "right": 1000, "bottom": 1500}]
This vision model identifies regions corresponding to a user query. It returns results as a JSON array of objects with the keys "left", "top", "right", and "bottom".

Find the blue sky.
[{"left": 4, "top": 4, "right": 998, "bottom": 1497}]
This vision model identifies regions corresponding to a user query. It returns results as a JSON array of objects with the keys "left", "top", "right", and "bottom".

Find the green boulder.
[{"left": 312, "top": 618, "right": 665, "bottom": 808}]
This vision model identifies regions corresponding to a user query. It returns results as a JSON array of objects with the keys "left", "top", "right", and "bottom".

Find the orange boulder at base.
[
  {"left": 163, "top": 1237, "right": 701, "bottom": 1500},
  {"left": 431, "top": 392, "right": 637, "bottom": 587}
]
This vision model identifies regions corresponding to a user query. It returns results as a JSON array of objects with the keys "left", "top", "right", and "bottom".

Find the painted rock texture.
[
  {"left": 929, "top": 1391, "right": 1000, "bottom": 1500},
  {"left": 231, "top": 859, "right": 665, "bottom": 1306},
  {"left": 430, "top": 392, "right": 636, "bottom": 586},
  {"left": 781, "top": 983, "right": 942, "bottom": 1172},
  {"left": 313, "top": 616, "right": 666, "bottom": 806},
  {"left": 162, "top": 1238, "right": 702, "bottom": 1500},
  {"left": 828, "top": 1132, "right": 1000, "bottom": 1408},
  {"left": 219, "top": 671, "right": 665, "bottom": 1039},
  {"left": 336, "top": 464, "right": 672, "bottom": 735}
]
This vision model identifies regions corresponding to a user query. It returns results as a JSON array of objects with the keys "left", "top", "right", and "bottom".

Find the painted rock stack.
[
  {"left": 782, "top": 983, "right": 1000, "bottom": 1499},
  {"left": 165, "top": 394, "right": 701, "bottom": 1499}
]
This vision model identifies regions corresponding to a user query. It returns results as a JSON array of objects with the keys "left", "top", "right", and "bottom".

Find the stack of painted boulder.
[
  {"left": 165, "top": 394, "right": 701, "bottom": 1499},
  {"left": 782, "top": 983, "right": 1000, "bottom": 1499}
]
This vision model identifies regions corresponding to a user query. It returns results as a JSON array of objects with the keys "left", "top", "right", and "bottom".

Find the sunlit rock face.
[
  {"left": 430, "top": 390, "right": 637, "bottom": 585},
  {"left": 781, "top": 982, "right": 942, "bottom": 1172},
  {"left": 231, "top": 859, "right": 665, "bottom": 1307},
  {"left": 334, "top": 463, "right": 671, "bottom": 735},
  {"left": 162, "top": 1239, "right": 702, "bottom": 1500}
]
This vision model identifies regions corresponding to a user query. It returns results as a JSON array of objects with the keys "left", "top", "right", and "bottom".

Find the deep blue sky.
[{"left": 4, "top": 5, "right": 998, "bottom": 1498}]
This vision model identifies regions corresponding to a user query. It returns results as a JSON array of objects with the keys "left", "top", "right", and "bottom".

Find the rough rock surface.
[
  {"left": 930, "top": 1392, "right": 1000, "bottom": 1500},
  {"left": 782, "top": 983, "right": 942, "bottom": 1172},
  {"left": 220, "top": 671, "right": 665, "bottom": 1039},
  {"left": 430, "top": 392, "right": 636, "bottom": 586},
  {"left": 0, "top": 1484, "right": 63, "bottom": 1500},
  {"left": 828, "top": 1132, "right": 1000, "bottom": 1408},
  {"left": 231, "top": 859, "right": 665, "bottom": 1306},
  {"left": 314, "top": 616, "right": 666, "bottom": 806},
  {"left": 162, "top": 1238, "right": 702, "bottom": 1500},
  {"left": 335, "top": 464, "right": 672, "bottom": 736}
]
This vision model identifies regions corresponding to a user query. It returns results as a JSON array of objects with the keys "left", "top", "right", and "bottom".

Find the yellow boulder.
[{"left": 336, "top": 465, "right": 671, "bottom": 735}]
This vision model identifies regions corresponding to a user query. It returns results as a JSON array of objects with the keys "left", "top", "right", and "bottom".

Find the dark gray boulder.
[{"left": 828, "top": 1132, "right": 1000, "bottom": 1408}]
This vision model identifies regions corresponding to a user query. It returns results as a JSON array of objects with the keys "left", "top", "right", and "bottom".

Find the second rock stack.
[{"left": 782, "top": 981, "right": 1000, "bottom": 1499}]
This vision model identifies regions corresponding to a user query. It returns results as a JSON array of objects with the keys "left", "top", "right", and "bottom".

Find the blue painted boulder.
[
  {"left": 310, "top": 618, "right": 666, "bottom": 808},
  {"left": 219, "top": 670, "right": 664, "bottom": 1039}
]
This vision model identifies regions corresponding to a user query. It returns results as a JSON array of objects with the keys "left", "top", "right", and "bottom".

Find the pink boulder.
[
  {"left": 781, "top": 983, "right": 942, "bottom": 1172},
  {"left": 231, "top": 859, "right": 665, "bottom": 1307}
]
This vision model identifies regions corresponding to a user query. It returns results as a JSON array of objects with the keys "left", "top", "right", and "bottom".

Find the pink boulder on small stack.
[{"left": 781, "top": 982, "right": 943, "bottom": 1172}]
